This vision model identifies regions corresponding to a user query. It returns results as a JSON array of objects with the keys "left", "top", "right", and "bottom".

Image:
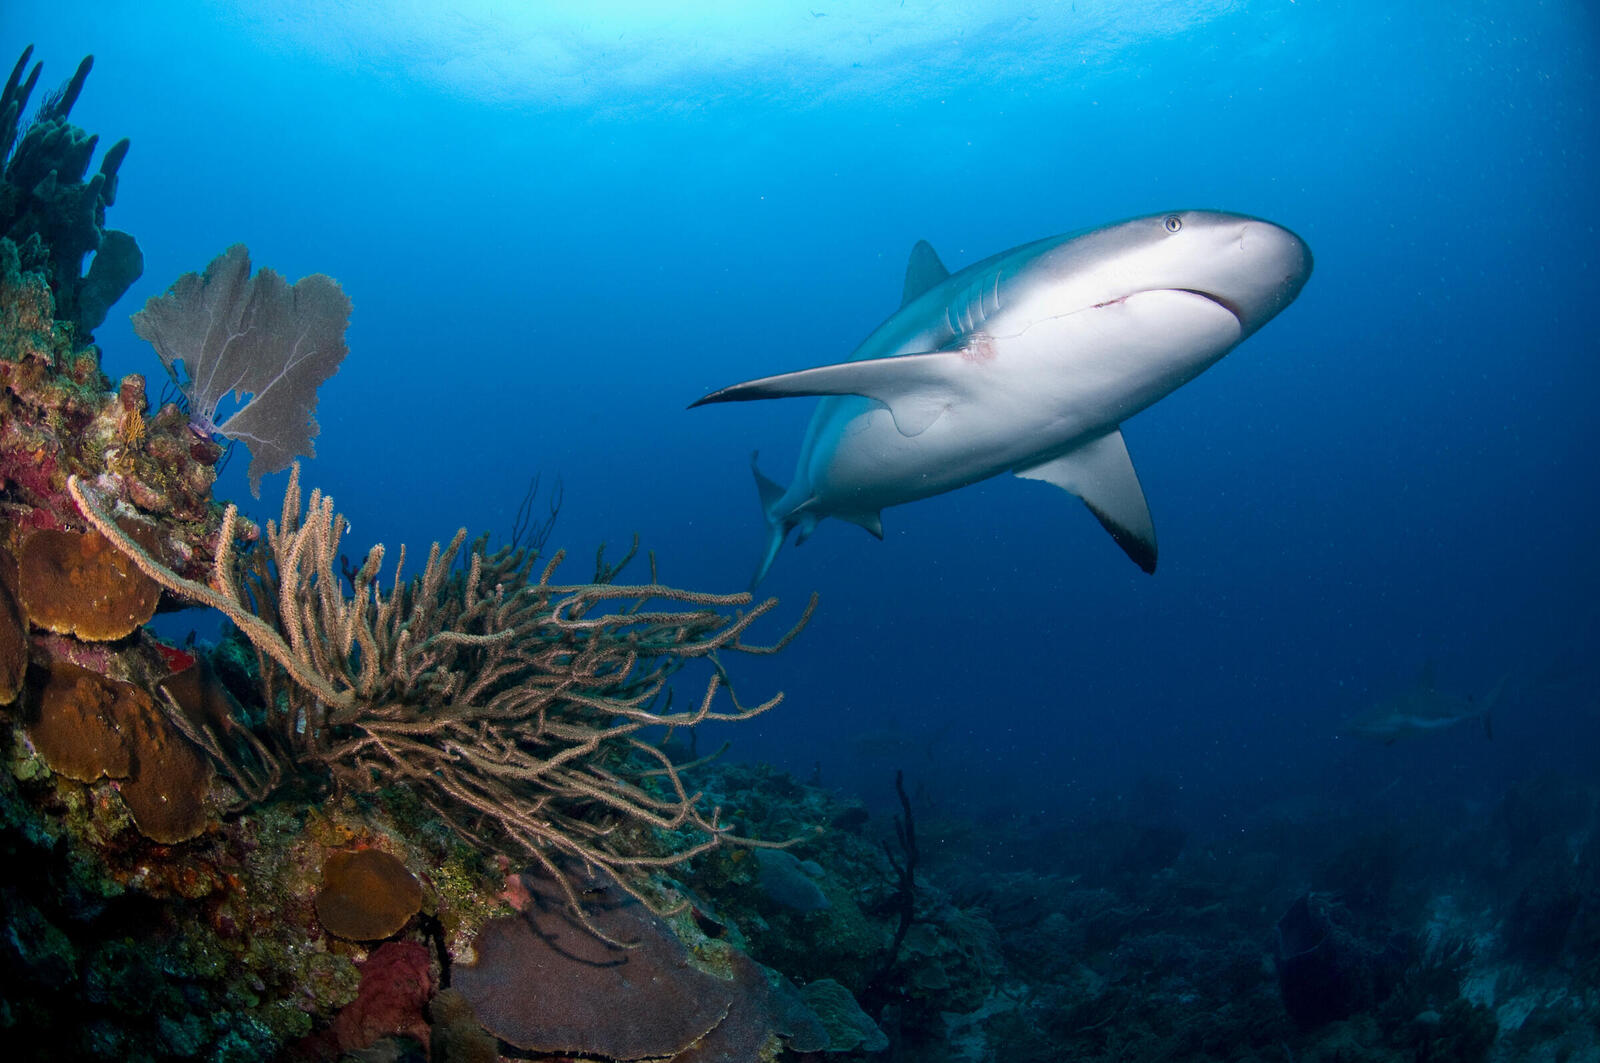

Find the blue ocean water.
[{"left": 10, "top": 0, "right": 1598, "bottom": 833}]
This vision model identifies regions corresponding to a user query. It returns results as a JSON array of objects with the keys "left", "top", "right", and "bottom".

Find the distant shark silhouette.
[
  {"left": 1345, "top": 664, "right": 1508, "bottom": 744},
  {"left": 692, "top": 210, "right": 1313, "bottom": 584}
]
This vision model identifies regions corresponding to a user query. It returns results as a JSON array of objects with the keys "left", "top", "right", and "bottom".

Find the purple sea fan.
[{"left": 132, "top": 244, "right": 351, "bottom": 496}]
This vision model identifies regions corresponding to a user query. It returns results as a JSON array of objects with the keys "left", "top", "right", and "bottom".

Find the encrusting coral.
[{"left": 69, "top": 463, "right": 817, "bottom": 937}]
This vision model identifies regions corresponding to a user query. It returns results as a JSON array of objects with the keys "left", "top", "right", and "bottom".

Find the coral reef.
[
  {"left": 70, "top": 464, "right": 818, "bottom": 937},
  {"left": 1, "top": 49, "right": 874, "bottom": 1058},
  {"left": 1, "top": 244, "right": 228, "bottom": 580},
  {"left": 0, "top": 545, "right": 24, "bottom": 703},
  {"left": 456, "top": 867, "right": 751, "bottom": 1058}
]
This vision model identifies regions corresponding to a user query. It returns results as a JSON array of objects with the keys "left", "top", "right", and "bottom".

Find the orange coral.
[
  {"left": 17, "top": 522, "right": 160, "bottom": 640},
  {"left": 314, "top": 849, "right": 423, "bottom": 941}
]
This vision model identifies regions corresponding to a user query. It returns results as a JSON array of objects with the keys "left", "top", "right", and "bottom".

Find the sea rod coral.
[{"left": 67, "top": 465, "right": 815, "bottom": 932}]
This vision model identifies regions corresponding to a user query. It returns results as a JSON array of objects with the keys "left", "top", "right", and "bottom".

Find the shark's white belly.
[{"left": 803, "top": 289, "right": 1243, "bottom": 513}]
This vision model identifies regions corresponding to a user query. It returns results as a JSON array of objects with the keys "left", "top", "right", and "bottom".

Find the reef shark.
[
  {"left": 1345, "top": 665, "right": 1507, "bottom": 744},
  {"left": 692, "top": 210, "right": 1313, "bottom": 583}
]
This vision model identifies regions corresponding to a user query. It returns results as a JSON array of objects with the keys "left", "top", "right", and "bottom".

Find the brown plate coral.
[{"left": 314, "top": 848, "right": 424, "bottom": 942}]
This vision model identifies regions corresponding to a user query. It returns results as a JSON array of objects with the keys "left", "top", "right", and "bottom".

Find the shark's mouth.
[
  {"left": 1174, "top": 288, "right": 1244, "bottom": 324},
  {"left": 1093, "top": 288, "right": 1245, "bottom": 325}
]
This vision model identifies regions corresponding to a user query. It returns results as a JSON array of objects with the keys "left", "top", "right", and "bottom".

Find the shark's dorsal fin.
[
  {"left": 901, "top": 239, "right": 950, "bottom": 308},
  {"left": 1015, "top": 429, "right": 1158, "bottom": 573},
  {"left": 691, "top": 350, "right": 968, "bottom": 437}
]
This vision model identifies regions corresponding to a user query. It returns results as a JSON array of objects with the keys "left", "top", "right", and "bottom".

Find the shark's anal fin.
[
  {"left": 1016, "top": 429, "right": 1158, "bottom": 573},
  {"left": 901, "top": 240, "right": 950, "bottom": 308},
  {"left": 692, "top": 350, "right": 969, "bottom": 437}
]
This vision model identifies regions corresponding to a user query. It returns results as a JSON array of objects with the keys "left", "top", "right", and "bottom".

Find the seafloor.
[{"left": 2, "top": 46, "right": 1598, "bottom": 1063}]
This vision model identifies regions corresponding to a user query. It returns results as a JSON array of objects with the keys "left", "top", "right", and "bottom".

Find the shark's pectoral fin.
[
  {"left": 691, "top": 350, "right": 970, "bottom": 437},
  {"left": 901, "top": 240, "right": 950, "bottom": 308},
  {"left": 1016, "top": 429, "right": 1158, "bottom": 573}
]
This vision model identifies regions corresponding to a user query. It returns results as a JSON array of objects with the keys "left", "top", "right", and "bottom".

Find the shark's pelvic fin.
[
  {"left": 901, "top": 239, "right": 951, "bottom": 308},
  {"left": 793, "top": 512, "right": 822, "bottom": 546},
  {"left": 839, "top": 510, "right": 885, "bottom": 539},
  {"left": 1015, "top": 429, "right": 1158, "bottom": 573},
  {"left": 691, "top": 350, "right": 967, "bottom": 437}
]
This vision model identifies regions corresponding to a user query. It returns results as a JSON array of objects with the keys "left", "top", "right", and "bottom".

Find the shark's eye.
[{"left": 1164, "top": 215, "right": 1183, "bottom": 233}]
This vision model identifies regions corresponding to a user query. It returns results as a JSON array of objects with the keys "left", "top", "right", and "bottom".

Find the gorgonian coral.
[
  {"left": 131, "top": 244, "right": 350, "bottom": 496},
  {"left": 68, "top": 465, "right": 816, "bottom": 936}
]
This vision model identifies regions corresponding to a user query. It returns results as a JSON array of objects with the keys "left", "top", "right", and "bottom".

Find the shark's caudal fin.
[
  {"left": 747, "top": 453, "right": 881, "bottom": 585},
  {"left": 750, "top": 452, "right": 788, "bottom": 587}
]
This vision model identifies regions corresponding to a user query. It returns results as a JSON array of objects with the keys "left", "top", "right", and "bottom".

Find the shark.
[
  {"left": 692, "top": 210, "right": 1313, "bottom": 584},
  {"left": 1345, "top": 665, "right": 1508, "bottom": 744}
]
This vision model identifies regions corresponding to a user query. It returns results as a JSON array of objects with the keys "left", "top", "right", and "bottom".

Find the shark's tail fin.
[{"left": 750, "top": 452, "right": 790, "bottom": 588}]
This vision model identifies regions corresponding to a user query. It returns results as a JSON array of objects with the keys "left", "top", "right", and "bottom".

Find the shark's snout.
[{"left": 1222, "top": 219, "right": 1313, "bottom": 335}]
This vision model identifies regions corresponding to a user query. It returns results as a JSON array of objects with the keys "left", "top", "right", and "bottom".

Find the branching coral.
[{"left": 67, "top": 466, "right": 816, "bottom": 934}]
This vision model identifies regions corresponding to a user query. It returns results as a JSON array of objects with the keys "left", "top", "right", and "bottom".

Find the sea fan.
[{"left": 132, "top": 244, "right": 350, "bottom": 496}]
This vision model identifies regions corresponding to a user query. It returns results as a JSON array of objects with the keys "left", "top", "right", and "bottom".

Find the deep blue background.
[{"left": 10, "top": 1, "right": 1598, "bottom": 831}]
